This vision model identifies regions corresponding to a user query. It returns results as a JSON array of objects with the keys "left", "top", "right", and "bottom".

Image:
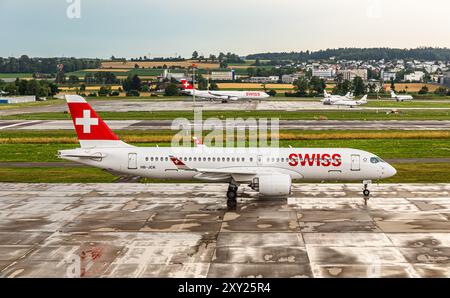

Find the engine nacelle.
[{"left": 251, "top": 174, "right": 292, "bottom": 198}]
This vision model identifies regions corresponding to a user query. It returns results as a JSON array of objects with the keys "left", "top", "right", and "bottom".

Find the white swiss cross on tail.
[
  {"left": 76, "top": 110, "right": 99, "bottom": 133},
  {"left": 181, "top": 79, "right": 193, "bottom": 90}
]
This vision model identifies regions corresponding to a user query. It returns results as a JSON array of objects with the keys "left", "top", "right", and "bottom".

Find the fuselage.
[
  {"left": 183, "top": 89, "right": 270, "bottom": 101},
  {"left": 60, "top": 147, "right": 396, "bottom": 182}
]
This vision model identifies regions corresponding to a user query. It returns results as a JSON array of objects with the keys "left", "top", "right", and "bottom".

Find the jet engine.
[{"left": 251, "top": 174, "right": 292, "bottom": 198}]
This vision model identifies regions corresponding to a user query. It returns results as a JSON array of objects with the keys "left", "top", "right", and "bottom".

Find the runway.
[
  {"left": 1, "top": 119, "right": 450, "bottom": 131},
  {"left": 1, "top": 183, "right": 449, "bottom": 278},
  {"left": 1, "top": 100, "right": 450, "bottom": 117}
]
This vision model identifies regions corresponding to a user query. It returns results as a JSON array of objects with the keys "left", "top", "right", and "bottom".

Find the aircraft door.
[
  {"left": 351, "top": 154, "right": 360, "bottom": 171},
  {"left": 128, "top": 153, "right": 138, "bottom": 170}
]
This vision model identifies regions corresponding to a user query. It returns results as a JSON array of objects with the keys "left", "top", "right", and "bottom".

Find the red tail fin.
[
  {"left": 65, "top": 95, "right": 130, "bottom": 148},
  {"left": 181, "top": 79, "right": 194, "bottom": 90}
]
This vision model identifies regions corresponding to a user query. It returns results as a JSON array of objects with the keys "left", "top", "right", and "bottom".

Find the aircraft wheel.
[
  {"left": 227, "top": 196, "right": 237, "bottom": 209},
  {"left": 227, "top": 190, "right": 237, "bottom": 200},
  {"left": 363, "top": 189, "right": 370, "bottom": 197}
]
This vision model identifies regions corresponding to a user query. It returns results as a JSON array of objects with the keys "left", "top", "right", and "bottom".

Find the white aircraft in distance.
[
  {"left": 180, "top": 79, "right": 270, "bottom": 103},
  {"left": 327, "top": 95, "right": 368, "bottom": 108},
  {"left": 321, "top": 90, "right": 354, "bottom": 104},
  {"left": 59, "top": 95, "right": 396, "bottom": 208},
  {"left": 390, "top": 90, "right": 413, "bottom": 102}
]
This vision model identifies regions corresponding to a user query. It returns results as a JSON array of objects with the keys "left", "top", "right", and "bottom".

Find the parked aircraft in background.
[
  {"left": 327, "top": 95, "right": 368, "bottom": 108},
  {"left": 321, "top": 90, "right": 354, "bottom": 104},
  {"left": 59, "top": 95, "right": 396, "bottom": 208},
  {"left": 180, "top": 79, "right": 270, "bottom": 103},
  {"left": 391, "top": 90, "right": 413, "bottom": 101}
]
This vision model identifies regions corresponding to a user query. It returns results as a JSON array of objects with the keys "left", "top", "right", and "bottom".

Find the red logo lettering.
[
  {"left": 288, "top": 153, "right": 342, "bottom": 167},
  {"left": 288, "top": 153, "right": 298, "bottom": 167},
  {"left": 332, "top": 154, "right": 342, "bottom": 167}
]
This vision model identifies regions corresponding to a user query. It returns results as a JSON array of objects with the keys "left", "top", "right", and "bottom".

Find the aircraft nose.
[{"left": 383, "top": 164, "right": 397, "bottom": 178}]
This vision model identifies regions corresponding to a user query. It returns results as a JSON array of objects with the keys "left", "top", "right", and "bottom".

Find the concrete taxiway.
[
  {"left": 1, "top": 119, "right": 450, "bottom": 131},
  {"left": 1, "top": 100, "right": 450, "bottom": 117},
  {"left": 0, "top": 183, "right": 449, "bottom": 278}
]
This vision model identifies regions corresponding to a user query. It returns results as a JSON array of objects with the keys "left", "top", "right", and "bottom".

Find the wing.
[{"left": 169, "top": 156, "right": 259, "bottom": 182}]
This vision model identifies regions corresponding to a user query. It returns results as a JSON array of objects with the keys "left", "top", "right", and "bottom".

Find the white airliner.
[
  {"left": 321, "top": 90, "right": 353, "bottom": 104},
  {"left": 327, "top": 95, "right": 368, "bottom": 108},
  {"left": 180, "top": 80, "right": 270, "bottom": 103},
  {"left": 391, "top": 90, "right": 413, "bottom": 102},
  {"left": 59, "top": 95, "right": 396, "bottom": 208}
]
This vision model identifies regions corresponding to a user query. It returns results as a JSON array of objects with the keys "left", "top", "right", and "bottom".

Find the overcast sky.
[{"left": 1, "top": 0, "right": 449, "bottom": 58}]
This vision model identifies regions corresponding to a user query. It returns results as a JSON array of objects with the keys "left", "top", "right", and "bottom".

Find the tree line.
[
  {"left": 0, "top": 56, "right": 101, "bottom": 73},
  {"left": 247, "top": 47, "right": 450, "bottom": 62},
  {"left": 0, "top": 79, "right": 59, "bottom": 97}
]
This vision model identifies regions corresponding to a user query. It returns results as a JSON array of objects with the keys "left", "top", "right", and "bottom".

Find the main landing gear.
[
  {"left": 226, "top": 184, "right": 238, "bottom": 209},
  {"left": 362, "top": 180, "right": 372, "bottom": 205}
]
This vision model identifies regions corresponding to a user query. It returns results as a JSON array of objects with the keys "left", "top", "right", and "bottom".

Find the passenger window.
[
  {"left": 227, "top": 157, "right": 230, "bottom": 162},
  {"left": 145, "top": 157, "right": 149, "bottom": 162},
  {"left": 242, "top": 158, "right": 245, "bottom": 162},
  {"left": 250, "top": 158, "right": 253, "bottom": 162},
  {"left": 150, "top": 157, "right": 154, "bottom": 161},
  {"left": 208, "top": 157, "right": 211, "bottom": 162},
  {"left": 232, "top": 158, "right": 235, "bottom": 162}
]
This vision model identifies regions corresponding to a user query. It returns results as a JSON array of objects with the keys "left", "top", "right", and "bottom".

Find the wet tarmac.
[{"left": 0, "top": 183, "right": 449, "bottom": 278}]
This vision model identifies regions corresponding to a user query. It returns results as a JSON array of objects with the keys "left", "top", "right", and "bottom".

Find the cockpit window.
[
  {"left": 370, "top": 157, "right": 379, "bottom": 164},
  {"left": 370, "top": 157, "right": 385, "bottom": 164}
]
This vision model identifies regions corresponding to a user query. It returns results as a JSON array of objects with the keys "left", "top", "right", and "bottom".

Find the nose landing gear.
[
  {"left": 362, "top": 180, "right": 372, "bottom": 205},
  {"left": 226, "top": 184, "right": 238, "bottom": 209}
]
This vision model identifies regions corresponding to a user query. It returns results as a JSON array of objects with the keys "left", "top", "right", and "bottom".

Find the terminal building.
[
  {"left": 404, "top": 71, "right": 425, "bottom": 82},
  {"left": 337, "top": 69, "right": 368, "bottom": 81},
  {"left": 312, "top": 68, "right": 334, "bottom": 79},
  {"left": 381, "top": 71, "right": 397, "bottom": 81},
  {"left": 211, "top": 71, "right": 235, "bottom": 81}
]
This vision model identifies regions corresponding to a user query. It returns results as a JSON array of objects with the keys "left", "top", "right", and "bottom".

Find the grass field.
[
  {"left": 0, "top": 73, "right": 33, "bottom": 79},
  {"left": 0, "top": 162, "right": 448, "bottom": 183},
  {"left": 0, "top": 128, "right": 449, "bottom": 183},
  {"left": 3, "top": 109, "right": 450, "bottom": 121},
  {"left": 1, "top": 137, "right": 449, "bottom": 163},
  {"left": 365, "top": 101, "right": 450, "bottom": 108}
]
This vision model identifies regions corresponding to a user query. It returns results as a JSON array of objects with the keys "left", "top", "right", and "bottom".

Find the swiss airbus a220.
[
  {"left": 59, "top": 95, "right": 397, "bottom": 208},
  {"left": 180, "top": 79, "right": 270, "bottom": 103}
]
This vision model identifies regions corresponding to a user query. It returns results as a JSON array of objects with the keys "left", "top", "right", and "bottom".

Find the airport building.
[
  {"left": 211, "top": 71, "right": 235, "bottom": 81},
  {"left": 281, "top": 72, "right": 305, "bottom": 84},
  {"left": 404, "top": 71, "right": 425, "bottom": 82},
  {"left": 312, "top": 68, "right": 334, "bottom": 79},
  {"left": 381, "top": 71, "right": 397, "bottom": 81},
  {"left": 337, "top": 69, "right": 368, "bottom": 81},
  {"left": 0, "top": 96, "right": 36, "bottom": 104},
  {"left": 243, "top": 76, "right": 279, "bottom": 83}
]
